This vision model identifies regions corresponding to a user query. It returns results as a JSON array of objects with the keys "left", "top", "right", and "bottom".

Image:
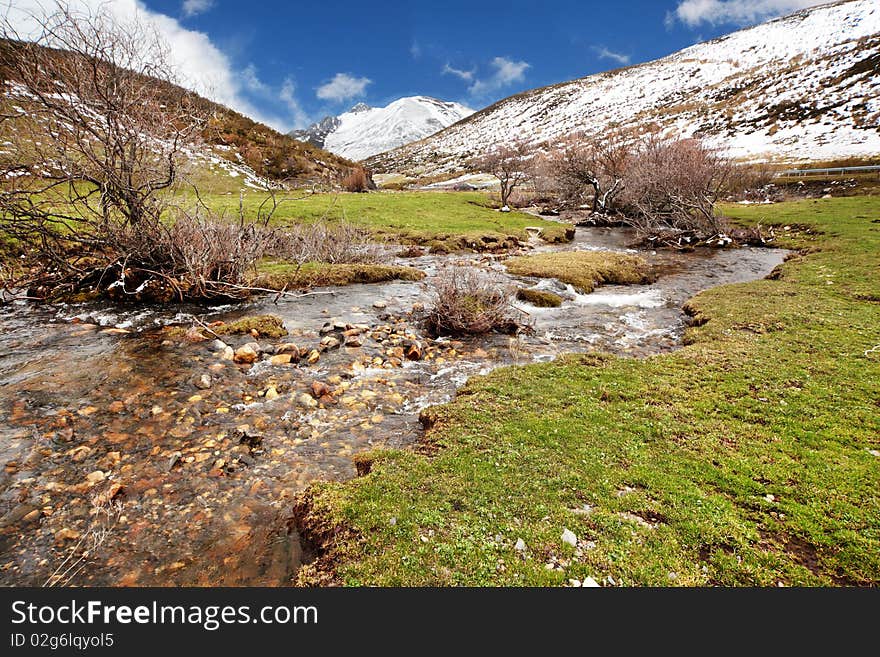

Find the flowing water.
[{"left": 0, "top": 227, "right": 786, "bottom": 586}]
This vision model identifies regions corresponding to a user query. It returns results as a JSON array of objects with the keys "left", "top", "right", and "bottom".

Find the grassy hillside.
[
  {"left": 0, "top": 38, "right": 356, "bottom": 186},
  {"left": 296, "top": 196, "right": 880, "bottom": 586}
]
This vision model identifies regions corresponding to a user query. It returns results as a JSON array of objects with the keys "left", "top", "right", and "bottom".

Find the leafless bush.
[
  {"left": 549, "top": 131, "right": 631, "bottom": 214},
  {"left": 725, "top": 162, "right": 778, "bottom": 198},
  {"left": 425, "top": 267, "right": 523, "bottom": 336},
  {"left": 70, "top": 208, "right": 278, "bottom": 302},
  {"left": 0, "top": 2, "right": 206, "bottom": 228},
  {"left": 470, "top": 140, "right": 532, "bottom": 208},
  {"left": 0, "top": 2, "right": 236, "bottom": 300},
  {"left": 268, "top": 221, "right": 387, "bottom": 265},
  {"left": 342, "top": 168, "right": 369, "bottom": 193},
  {"left": 622, "top": 136, "right": 732, "bottom": 243},
  {"left": 528, "top": 151, "right": 560, "bottom": 206}
]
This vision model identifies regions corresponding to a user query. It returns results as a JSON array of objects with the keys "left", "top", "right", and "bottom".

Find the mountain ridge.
[{"left": 365, "top": 0, "right": 880, "bottom": 176}]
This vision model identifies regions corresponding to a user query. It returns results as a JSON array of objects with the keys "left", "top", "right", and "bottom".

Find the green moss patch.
[
  {"left": 249, "top": 261, "right": 425, "bottom": 290},
  {"left": 506, "top": 251, "right": 656, "bottom": 293},
  {"left": 516, "top": 288, "right": 564, "bottom": 308},
  {"left": 212, "top": 314, "right": 288, "bottom": 339}
]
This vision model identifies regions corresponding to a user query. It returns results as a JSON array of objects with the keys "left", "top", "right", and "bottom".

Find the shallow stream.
[{"left": 0, "top": 226, "right": 786, "bottom": 585}]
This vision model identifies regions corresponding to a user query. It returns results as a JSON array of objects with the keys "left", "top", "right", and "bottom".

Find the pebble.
[
  {"left": 514, "top": 538, "right": 527, "bottom": 552},
  {"left": 22, "top": 509, "right": 42, "bottom": 523},
  {"left": 582, "top": 577, "right": 601, "bottom": 588},
  {"left": 194, "top": 374, "right": 212, "bottom": 390},
  {"left": 269, "top": 354, "right": 292, "bottom": 366},
  {"left": 561, "top": 528, "right": 578, "bottom": 547},
  {"left": 297, "top": 393, "right": 318, "bottom": 409},
  {"left": 306, "top": 350, "right": 321, "bottom": 365},
  {"left": 320, "top": 336, "right": 340, "bottom": 349},
  {"left": 275, "top": 343, "right": 301, "bottom": 357},
  {"left": 55, "top": 528, "right": 81, "bottom": 543},
  {"left": 310, "top": 381, "right": 332, "bottom": 398},
  {"left": 234, "top": 345, "right": 258, "bottom": 364},
  {"left": 264, "top": 386, "right": 280, "bottom": 401},
  {"left": 86, "top": 470, "right": 106, "bottom": 485},
  {"left": 373, "top": 300, "right": 387, "bottom": 309}
]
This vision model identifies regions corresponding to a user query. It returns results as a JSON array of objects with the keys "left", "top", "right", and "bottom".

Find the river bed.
[{"left": 0, "top": 226, "right": 786, "bottom": 586}]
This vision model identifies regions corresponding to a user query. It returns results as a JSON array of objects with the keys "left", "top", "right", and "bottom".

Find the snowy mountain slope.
[
  {"left": 366, "top": 0, "right": 880, "bottom": 175},
  {"left": 291, "top": 96, "right": 474, "bottom": 161}
]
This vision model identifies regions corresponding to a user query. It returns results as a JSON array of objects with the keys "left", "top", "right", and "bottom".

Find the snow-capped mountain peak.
[{"left": 291, "top": 95, "right": 474, "bottom": 161}]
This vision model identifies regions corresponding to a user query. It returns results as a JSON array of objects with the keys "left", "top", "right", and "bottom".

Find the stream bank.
[{"left": 0, "top": 226, "right": 786, "bottom": 585}]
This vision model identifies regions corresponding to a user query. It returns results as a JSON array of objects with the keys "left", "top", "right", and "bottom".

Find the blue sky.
[{"left": 122, "top": 1, "right": 831, "bottom": 130}]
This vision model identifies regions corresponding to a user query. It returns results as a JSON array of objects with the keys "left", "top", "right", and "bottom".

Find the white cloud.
[
  {"left": 593, "top": 46, "right": 631, "bottom": 66},
  {"left": 442, "top": 63, "right": 475, "bottom": 82},
  {"left": 469, "top": 56, "right": 530, "bottom": 97},
  {"left": 2, "top": 0, "right": 291, "bottom": 131},
  {"left": 241, "top": 64, "right": 269, "bottom": 94},
  {"left": 279, "top": 77, "right": 311, "bottom": 130},
  {"left": 316, "top": 72, "right": 371, "bottom": 103},
  {"left": 671, "top": 0, "right": 827, "bottom": 27},
  {"left": 410, "top": 40, "right": 422, "bottom": 59},
  {"left": 181, "top": 0, "right": 214, "bottom": 18}
]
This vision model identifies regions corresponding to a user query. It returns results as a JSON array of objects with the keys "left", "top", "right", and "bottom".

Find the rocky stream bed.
[{"left": 0, "top": 226, "right": 787, "bottom": 585}]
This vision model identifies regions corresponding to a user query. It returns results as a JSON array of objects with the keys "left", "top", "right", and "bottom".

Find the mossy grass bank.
[
  {"left": 506, "top": 251, "right": 656, "bottom": 293},
  {"left": 295, "top": 196, "right": 880, "bottom": 586}
]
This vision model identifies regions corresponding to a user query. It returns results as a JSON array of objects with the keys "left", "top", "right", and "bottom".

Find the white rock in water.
[
  {"left": 561, "top": 528, "right": 577, "bottom": 547},
  {"left": 582, "top": 577, "right": 601, "bottom": 588},
  {"left": 514, "top": 538, "right": 527, "bottom": 552}
]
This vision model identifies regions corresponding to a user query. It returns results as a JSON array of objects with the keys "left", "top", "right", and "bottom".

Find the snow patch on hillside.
[{"left": 367, "top": 0, "right": 880, "bottom": 174}]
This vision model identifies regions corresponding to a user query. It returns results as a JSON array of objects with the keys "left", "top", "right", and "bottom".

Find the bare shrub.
[
  {"left": 268, "top": 221, "right": 386, "bottom": 265},
  {"left": 528, "top": 151, "right": 560, "bottom": 207},
  {"left": 0, "top": 3, "right": 206, "bottom": 228},
  {"left": 425, "top": 267, "right": 523, "bottom": 336},
  {"left": 75, "top": 208, "right": 279, "bottom": 302},
  {"left": 726, "top": 162, "right": 778, "bottom": 198},
  {"left": 470, "top": 140, "right": 532, "bottom": 208},
  {"left": 622, "top": 136, "right": 732, "bottom": 243},
  {"left": 0, "top": 2, "right": 259, "bottom": 300},
  {"left": 342, "top": 168, "right": 369, "bottom": 193},
  {"left": 549, "top": 131, "right": 631, "bottom": 215}
]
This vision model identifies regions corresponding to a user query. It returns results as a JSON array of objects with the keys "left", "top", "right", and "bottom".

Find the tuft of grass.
[
  {"left": 506, "top": 251, "right": 656, "bottom": 293},
  {"left": 294, "top": 196, "right": 880, "bottom": 587},
  {"left": 212, "top": 314, "right": 288, "bottom": 339},
  {"left": 516, "top": 287, "right": 564, "bottom": 308},
  {"left": 249, "top": 261, "right": 425, "bottom": 290}
]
